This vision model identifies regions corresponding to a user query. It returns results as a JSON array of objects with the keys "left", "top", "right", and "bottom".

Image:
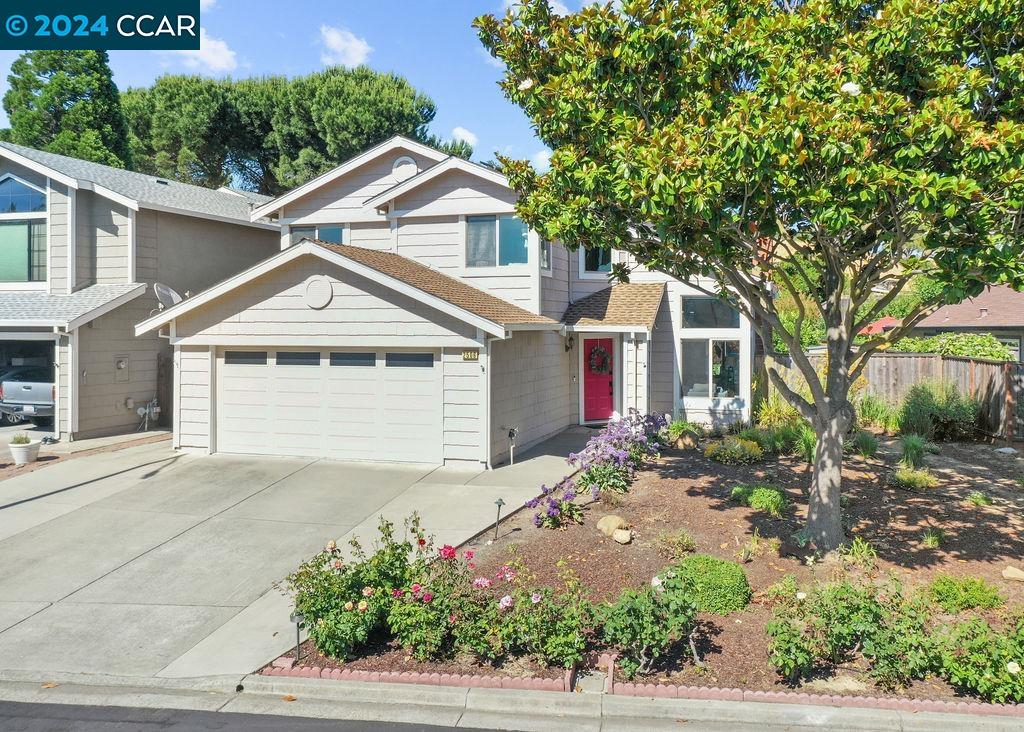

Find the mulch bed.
[{"left": 280, "top": 435, "right": 1024, "bottom": 701}]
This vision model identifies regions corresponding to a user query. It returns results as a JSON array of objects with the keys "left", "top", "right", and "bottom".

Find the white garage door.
[{"left": 216, "top": 348, "right": 443, "bottom": 464}]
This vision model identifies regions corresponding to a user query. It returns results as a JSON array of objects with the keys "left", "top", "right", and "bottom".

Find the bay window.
[{"left": 466, "top": 215, "right": 528, "bottom": 267}]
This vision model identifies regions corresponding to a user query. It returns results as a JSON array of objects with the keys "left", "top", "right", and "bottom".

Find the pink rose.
[
  {"left": 362, "top": 586, "right": 374, "bottom": 597},
  {"left": 411, "top": 583, "right": 422, "bottom": 594},
  {"left": 473, "top": 577, "right": 492, "bottom": 589},
  {"left": 392, "top": 588, "right": 404, "bottom": 598},
  {"left": 439, "top": 545, "right": 457, "bottom": 560},
  {"left": 498, "top": 595, "right": 514, "bottom": 611},
  {"left": 422, "top": 593, "right": 434, "bottom": 603},
  {"left": 531, "top": 593, "right": 542, "bottom": 604},
  {"left": 463, "top": 550, "right": 475, "bottom": 560}
]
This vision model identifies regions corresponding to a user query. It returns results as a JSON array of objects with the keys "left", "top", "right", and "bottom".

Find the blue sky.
[{"left": 0, "top": 0, "right": 585, "bottom": 170}]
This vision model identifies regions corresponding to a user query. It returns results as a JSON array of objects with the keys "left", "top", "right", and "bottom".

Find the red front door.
[{"left": 583, "top": 338, "right": 614, "bottom": 422}]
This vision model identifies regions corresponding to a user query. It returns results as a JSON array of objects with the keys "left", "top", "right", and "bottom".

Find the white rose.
[
  {"left": 1008, "top": 661, "right": 1021, "bottom": 675},
  {"left": 796, "top": 592, "right": 808, "bottom": 601},
  {"left": 840, "top": 81, "right": 862, "bottom": 96}
]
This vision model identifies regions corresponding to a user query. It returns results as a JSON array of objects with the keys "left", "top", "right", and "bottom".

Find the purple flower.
[
  {"left": 563, "top": 489, "right": 577, "bottom": 502},
  {"left": 546, "top": 505, "right": 561, "bottom": 518},
  {"left": 524, "top": 498, "right": 540, "bottom": 509}
]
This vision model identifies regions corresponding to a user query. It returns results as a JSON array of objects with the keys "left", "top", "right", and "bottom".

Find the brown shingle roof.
[
  {"left": 917, "top": 285, "right": 1024, "bottom": 329},
  {"left": 315, "top": 241, "right": 558, "bottom": 327},
  {"left": 562, "top": 283, "right": 666, "bottom": 329}
]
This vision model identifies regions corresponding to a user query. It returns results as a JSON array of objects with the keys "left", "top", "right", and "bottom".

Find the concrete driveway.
[{"left": 0, "top": 429, "right": 588, "bottom": 681}]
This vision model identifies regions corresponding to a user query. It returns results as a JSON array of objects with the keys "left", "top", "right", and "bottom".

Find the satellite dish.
[{"left": 153, "top": 282, "right": 184, "bottom": 311}]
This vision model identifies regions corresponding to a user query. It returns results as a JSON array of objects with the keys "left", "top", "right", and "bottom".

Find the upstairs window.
[
  {"left": 583, "top": 247, "right": 612, "bottom": 274},
  {"left": 681, "top": 297, "right": 740, "bottom": 329},
  {"left": 0, "top": 176, "right": 45, "bottom": 214},
  {"left": 467, "top": 215, "right": 528, "bottom": 267},
  {"left": 0, "top": 221, "right": 46, "bottom": 282},
  {"left": 289, "top": 225, "right": 343, "bottom": 246},
  {"left": 540, "top": 238, "right": 552, "bottom": 271}
]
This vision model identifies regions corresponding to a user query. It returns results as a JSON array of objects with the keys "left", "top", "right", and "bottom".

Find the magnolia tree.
[{"left": 477, "top": 0, "right": 1024, "bottom": 550}]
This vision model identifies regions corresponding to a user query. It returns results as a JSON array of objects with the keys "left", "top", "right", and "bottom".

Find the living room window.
[
  {"left": 466, "top": 215, "right": 528, "bottom": 267},
  {"left": 0, "top": 175, "right": 47, "bottom": 284},
  {"left": 680, "top": 339, "right": 741, "bottom": 399}
]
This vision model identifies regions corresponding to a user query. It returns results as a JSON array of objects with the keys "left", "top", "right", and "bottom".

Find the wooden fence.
[{"left": 757, "top": 352, "right": 1024, "bottom": 441}]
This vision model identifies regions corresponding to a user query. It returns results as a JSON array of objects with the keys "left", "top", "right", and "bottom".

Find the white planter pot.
[{"left": 9, "top": 440, "right": 41, "bottom": 466}]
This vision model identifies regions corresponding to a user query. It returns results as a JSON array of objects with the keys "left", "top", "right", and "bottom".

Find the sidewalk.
[{"left": 0, "top": 671, "right": 1018, "bottom": 732}]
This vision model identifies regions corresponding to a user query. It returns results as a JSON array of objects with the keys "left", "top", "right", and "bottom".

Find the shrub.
[
  {"left": 921, "top": 527, "right": 945, "bottom": 549},
  {"left": 857, "top": 394, "right": 898, "bottom": 432},
  {"left": 654, "top": 529, "right": 696, "bottom": 559},
  {"left": 577, "top": 463, "right": 630, "bottom": 495},
  {"left": 600, "top": 576, "right": 697, "bottom": 679},
  {"left": 928, "top": 575, "right": 1004, "bottom": 614},
  {"left": 839, "top": 536, "right": 878, "bottom": 570},
  {"left": 967, "top": 491, "right": 992, "bottom": 507},
  {"left": 762, "top": 574, "right": 801, "bottom": 607},
  {"left": 704, "top": 436, "right": 764, "bottom": 465},
  {"left": 891, "top": 332, "right": 1014, "bottom": 361},
  {"left": 936, "top": 616, "right": 1024, "bottom": 703},
  {"left": 756, "top": 392, "right": 802, "bottom": 429},
  {"left": 671, "top": 554, "right": 751, "bottom": 615},
  {"left": 796, "top": 423, "right": 817, "bottom": 463},
  {"left": 739, "top": 425, "right": 802, "bottom": 455},
  {"left": 852, "top": 430, "right": 878, "bottom": 458},
  {"left": 898, "top": 381, "right": 978, "bottom": 441},
  {"left": 888, "top": 467, "right": 938, "bottom": 492},
  {"left": 730, "top": 484, "right": 787, "bottom": 518},
  {"left": 900, "top": 434, "right": 928, "bottom": 468},
  {"left": 9, "top": 433, "right": 30, "bottom": 445},
  {"left": 667, "top": 419, "right": 704, "bottom": 441},
  {"left": 286, "top": 515, "right": 432, "bottom": 660}
]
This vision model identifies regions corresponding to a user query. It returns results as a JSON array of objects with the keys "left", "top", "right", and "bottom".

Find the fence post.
[
  {"left": 1005, "top": 362, "right": 1016, "bottom": 441},
  {"left": 969, "top": 359, "right": 976, "bottom": 398}
]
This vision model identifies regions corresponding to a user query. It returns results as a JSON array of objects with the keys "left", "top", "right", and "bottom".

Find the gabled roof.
[
  {"left": 562, "top": 283, "right": 666, "bottom": 331},
  {"left": 135, "top": 240, "right": 558, "bottom": 339},
  {"left": 0, "top": 283, "right": 146, "bottom": 329},
  {"left": 364, "top": 156, "right": 509, "bottom": 210},
  {"left": 917, "top": 285, "right": 1024, "bottom": 329},
  {"left": 0, "top": 142, "right": 276, "bottom": 229},
  {"left": 249, "top": 136, "right": 451, "bottom": 221}
]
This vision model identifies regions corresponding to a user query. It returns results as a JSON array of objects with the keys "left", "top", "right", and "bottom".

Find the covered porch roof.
[
  {"left": 0, "top": 283, "right": 146, "bottom": 330},
  {"left": 562, "top": 283, "right": 666, "bottom": 333}
]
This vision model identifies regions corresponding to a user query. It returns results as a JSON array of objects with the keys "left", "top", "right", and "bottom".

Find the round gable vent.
[
  {"left": 304, "top": 276, "right": 334, "bottom": 310},
  {"left": 392, "top": 155, "right": 418, "bottom": 182}
]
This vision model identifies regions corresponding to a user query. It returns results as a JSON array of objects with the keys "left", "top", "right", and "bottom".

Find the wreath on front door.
[{"left": 589, "top": 345, "right": 612, "bottom": 375}]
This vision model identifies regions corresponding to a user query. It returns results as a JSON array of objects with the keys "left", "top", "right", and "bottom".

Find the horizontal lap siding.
[
  {"left": 394, "top": 171, "right": 518, "bottom": 218},
  {"left": 540, "top": 243, "right": 569, "bottom": 320},
  {"left": 47, "top": 183, "right": 70, "bottom": 294},
  {"left": 649, "top": 295, "right": 676, "bottom": 414},
  {"left": 57, "top": 339, "right": 69, "bottom": 435},
  {"left": 624, "top": 338, "right": 649, "bottom": 414},
  {"left": 284, "top": 149, "right": 438, "bottom": 224},
  {"left": 178, "top": 346, "right": 210, "bottom": 450},
  {"left": 442, "top": 348, "right": 484, "bottom": 464},
  {"left": 489, "top": 331, "right": 576, "bottom": 466},
  {"left": 349, "top": 222, "right": 392, "bottom": 251},
  {"left": 397, "top": 217, "right": 463, "bottom": 271}
]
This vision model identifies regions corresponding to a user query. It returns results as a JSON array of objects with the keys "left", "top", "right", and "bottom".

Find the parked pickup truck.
[{"left": 0, "top": 366, "right": 55, "bottom": 427}]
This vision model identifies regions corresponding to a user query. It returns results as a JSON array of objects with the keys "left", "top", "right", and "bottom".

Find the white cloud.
[
  {"left": 531, "top": 149, "right": 552, "bottom": 172},
  {"left": 319, "top": 25, "right": 372, "bottom": 68},
  {"left": 452, "top": 127, "right": 479, "bottom": 147},
  {"left": 170, "top": 28, "right": 237, "bottom": 74},
  {"left": 199, "top": 0, "right": 217, "bottom": 10}
]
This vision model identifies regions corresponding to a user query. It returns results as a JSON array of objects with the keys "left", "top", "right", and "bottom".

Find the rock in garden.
[
  {"left": 1002, "top": 565, "right": 1024, "bottom": 582},
  {"left": 612, "top": 529, "right": 632, "bottom": 545},
  {"left": 995, "top": 447, "right": 1019, "bottom": 455},
  {"left": 597, "top": 515, "right": 627, "bottom": 537},
  {"left": 674, "top": 432, "right": 699, "bottom": 450}
]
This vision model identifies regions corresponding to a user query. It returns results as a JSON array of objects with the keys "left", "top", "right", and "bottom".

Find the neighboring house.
[
  {"left": 914, "top": 285, "right": 1024, "bottom": 361},
  {"left": 136, "top": 136, "right": 752, "bottom": 469},
  {"left": 0, "top": 142, "right": 279, "bottom": 439}
]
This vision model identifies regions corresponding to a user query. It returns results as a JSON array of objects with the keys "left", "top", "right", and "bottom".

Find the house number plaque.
[{"left": 462, "top": 350, "right": 479, "bottom": 362}]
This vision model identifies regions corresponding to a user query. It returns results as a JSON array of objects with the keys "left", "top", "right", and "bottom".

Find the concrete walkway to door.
[{"left": 0, "top": 427, "right": 590, "bottom": 682}]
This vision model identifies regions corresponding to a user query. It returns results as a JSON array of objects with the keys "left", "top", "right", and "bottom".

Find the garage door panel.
[{"left": 217, "top": 348, "right": 443, "bottom": 464}]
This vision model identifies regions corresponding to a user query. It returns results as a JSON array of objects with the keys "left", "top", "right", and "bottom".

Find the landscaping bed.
[{"left": 271, "top": 404, "right": 1024, "bottom": 706}]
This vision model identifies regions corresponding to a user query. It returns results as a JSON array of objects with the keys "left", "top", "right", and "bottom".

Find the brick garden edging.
[
  {"left": 598, "top": 653, "right": 1024, "bottom": 718},
  {"left": 262, "top": 659, "right": 576, "bottom": 693}
]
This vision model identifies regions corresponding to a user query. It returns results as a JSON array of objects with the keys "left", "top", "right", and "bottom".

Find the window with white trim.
[
  {"left": 0, "top": 175, "right": 47, "bottom": 283},
  {"left": 582, "top": 247, "right": 612, "bottom": 274},
  {"left": 539, "top": 237, "right": 552, "bottom": 271},
  {"left": 680, "top": 339, "right": 741, "bottom": 398},
  {"left": 466, "top": 215, "right": 528, "bottom": 267},
  {"left": 290, "top": 225, "right": 343, "bottom": 246}
]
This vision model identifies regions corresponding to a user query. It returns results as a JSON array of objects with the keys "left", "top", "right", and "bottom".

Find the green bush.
[
  {"left": 672, "top": 554, "right": 751, "bottom": 615},
  {"left": 739, "top": 425, "right": 802, "bottom": 455},
  {"left": 928, "top": 575, "right": 1004, "bottom": 614},
  {"left": 936, "top": 616, "right": 1024, "bottom": 703},
  {"left": 888, "top": 467, "right": 938, "bottom": 492},
  {"left": 921, "top": 527, "right": 945, "bottom": 548},
  {"left": 852, "top": 430, "right": 878, "bottom": 458},
  {"left": 796, "top": 423, "right": 816, "bottom": 463},
  {"left": 654, "top": 529, "right": 697, "bottom": 559},
  {"left": 857, "top": 394, "right": 900, "bottom": 433},
  {"left": 967, "top": 491, "right": 993, "bottom": 506},
  {"left": 898, "top": 381, "right": 978, "bottom": 441},
  {"left": 900, "top": 434, "right": 928, "bottom": 468},
  {"left": 890, "top": 332, "right": 1014, "bottom": 361},
  {"left": 838, "top": 536, "right": 877, "bottom": 570},
  {"left": 730, "top": 484, "right": 788, "bottom": 518},
  {"left": 704, "top": 436, "right": 764, "bottom": 465},
  {"left": 755, "top": 392, "right": 802, "bottom": 429},
  {"left": 600, "top": 578, "right": 697, "bottom": 679},
  {"left": 577, "top": 463, "right": 631, "bottom": 495},
  {"left": 667, "top": 420, "right": 704, "bottom": 442}
]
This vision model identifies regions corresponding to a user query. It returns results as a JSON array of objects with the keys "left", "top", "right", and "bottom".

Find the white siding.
[
  {"left": 349, "top": 222, "right": 392, "bottom": 251},
  {"left": 540, "top": 242, "right": 570, "bottom": 320},
  {"left": 175, "top": 256, "right": 479, "bottom": 345},
  {"left": 56, "top": 337, "right": 70, "bottom": 436},
  {"left": 178, "top": 346, "right": 211, "bottom": 451},
  {"left": 283, "top": 148, "right": 439, "bottom": 225},
  {"left": 623, "top": 336, "right": 649, "bottom": 414},
  {"left": 489, "top": 331, "right": 577, "bottom": 466},
  {"left": 393, "top": 169, "right": 517, "bottom": 218},
  {"left": 442, "top": 347, "right": 485, "bottom": 466},
  {"left": 47, "top": 183, "right": 70, "bottom": 294}
]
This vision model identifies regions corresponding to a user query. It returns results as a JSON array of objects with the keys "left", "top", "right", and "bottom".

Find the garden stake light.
[
  {"left": 494, "top": 498, "right": 505, "bottom": 540},
  {"left": 289, "top": 611, "right": 304, "bottom": 663}
]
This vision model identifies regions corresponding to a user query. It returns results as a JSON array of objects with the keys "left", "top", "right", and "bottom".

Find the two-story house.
[
  {"left": 136, "top": 136, "right": 752, "bottom": 469},
  {"left": 0, "top": 142, "right": 279, "bottom": 440}
]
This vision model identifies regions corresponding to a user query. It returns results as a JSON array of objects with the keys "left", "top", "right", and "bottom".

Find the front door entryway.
[{"left": 583, "top": 337, "right": 614, "bottom": 422}]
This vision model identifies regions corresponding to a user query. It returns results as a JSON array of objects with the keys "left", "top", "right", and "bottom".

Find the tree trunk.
[{"left": 807, "top": 412, "right": 850, "bottom": 552}]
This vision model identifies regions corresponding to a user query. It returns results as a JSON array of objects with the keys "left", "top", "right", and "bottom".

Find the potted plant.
[{"left": 9, "top": 433, "right": 41, "bottom": 465}]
